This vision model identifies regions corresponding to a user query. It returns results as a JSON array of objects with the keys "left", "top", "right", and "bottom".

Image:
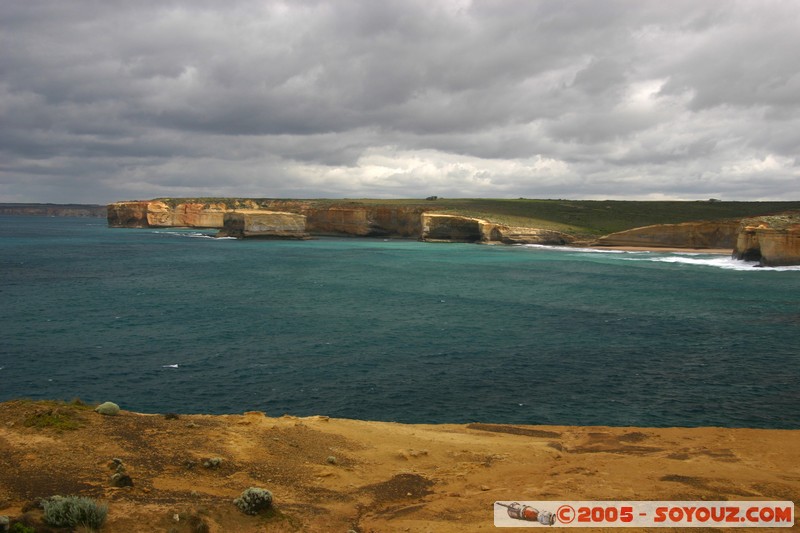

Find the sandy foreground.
[{"left": 0, "top": 401, "right": 797, "bottom": 532}]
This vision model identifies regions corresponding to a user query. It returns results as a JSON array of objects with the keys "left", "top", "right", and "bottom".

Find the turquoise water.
[{"left": 1, "top": 216, "right": 798, "bottom": 428}]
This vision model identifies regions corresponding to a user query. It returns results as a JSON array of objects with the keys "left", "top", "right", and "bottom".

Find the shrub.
[
  {"left": 202, "top": 457, "right": 223, "bottom": 469},
  {"left": 94, "top": 402, "right": 120, "bottom": 416},
  {"left": 233, "top": 487, "right": 273, "bottom": 515},
  {"left": 10, "top": 523, "right": 35, "bottom": 533},
  {"left": 23, "top": 409, "right": 80, "bottom": 431},
  {"left": 42, "top": 495, "right": 108, "bottom": 531}
]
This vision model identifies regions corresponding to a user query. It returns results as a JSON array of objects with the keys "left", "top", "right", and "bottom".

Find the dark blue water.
[{"left": 1, "top": 216, "right": 798, "bottom": 428}]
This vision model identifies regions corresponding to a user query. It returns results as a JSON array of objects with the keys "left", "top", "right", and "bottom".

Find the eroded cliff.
[
  {"left": 732, "top": 213, "right": 800, "bottom": 266},
  {"left": 420, "top": 214, "right": 575, "bottom": 245},
  {"left": 593, "top": 220, "right": 740, "bottom": 249},
  {"left": 305, "top": 205, "right": 424, "bottom": 237},
  {"left": 107, "top": 201, "right": 150, "bottom": 228},
  {"left": 218, "top": 210, "right": 310, "bottom": 239},
  {"left": 108, "top": 199, "right": 800, "bottom": 259},
  {"left": 107, "top": 200, "right": 426, "bottom": 239}
]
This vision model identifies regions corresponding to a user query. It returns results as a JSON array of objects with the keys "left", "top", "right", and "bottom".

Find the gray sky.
[{"left": 1, "top": 0, "right": 798, "bottom": 203}]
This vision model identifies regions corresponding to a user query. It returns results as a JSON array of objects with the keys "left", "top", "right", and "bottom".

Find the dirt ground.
[{"left": 0, "top": 400, "right": 797, "bottom": 532}]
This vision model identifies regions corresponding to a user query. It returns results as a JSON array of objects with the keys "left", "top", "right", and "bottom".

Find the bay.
[{"left": 1, "top": 215, "right": 798, "bottom": 428}]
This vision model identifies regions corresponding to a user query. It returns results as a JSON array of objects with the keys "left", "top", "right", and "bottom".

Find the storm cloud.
[{"left": 1, "top": 0, "right": 798, "bottom": 203}]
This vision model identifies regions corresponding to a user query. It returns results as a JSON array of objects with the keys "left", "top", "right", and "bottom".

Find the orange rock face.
[
  {"left": 107, "top": 201, "right": 150, "bottom": 227},
  {"left": 733, "top": 214, "right": 800, "bottom": 266},
  {"left": 108, "top": 201, "right": 427, "bottom": 238},
  {"left": 487, "top": 224, "right": 575, "bottom": 245},
  {"left": 421, "top": 213, "right": 484, "bottom": 242},
  {"left": 219, "top": 210, "right": 310, "bottom": 239},
  {"left": 594, "top": 221, "right": 740, "bottom": 249},
  {"left": 305, "top": 206, "right": 424, "bottom": 237},
  {"left": 147, "top": 201, "right": 228, "bottom": 228}
]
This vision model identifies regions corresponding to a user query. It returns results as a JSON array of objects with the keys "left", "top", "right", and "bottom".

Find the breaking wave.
[
  {"left": 525, "top": 245, "right": 800, "bottom": 271},
  {"left": 151, "top": 230, "right": 233, "bottom": 240},
  {"left": 628, "top": 254, "right": 800, "bottom": 271}
]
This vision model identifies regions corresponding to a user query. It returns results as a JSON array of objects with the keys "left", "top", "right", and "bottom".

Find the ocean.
[{"left": 1, "top": 215, "right": 798, "bottom": 428}]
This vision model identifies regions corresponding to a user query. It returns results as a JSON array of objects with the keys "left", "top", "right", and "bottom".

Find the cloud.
[{"left": 0, "top": 0, "right": 798, "bottom": 203}]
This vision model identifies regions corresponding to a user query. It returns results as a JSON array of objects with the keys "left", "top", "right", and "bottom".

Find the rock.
[
  {"left": 218, "top": 210, "right": 310, "bottom": 239},
  {"left": 0, "top": 515, "right": 8, "bottom": 533},
  {"left": 110, "top": 472, "right": 134, "bottom": 487},
  {"left": 108, "top": 200, "right": 426, "bottom": 239},
  {"left": 202, "top": 457, "right": 223, "bottom": 469},
  {"left": 95, "top": 402, "right": 120, "bottom": 416},
  {"left": 421, "top": 214, "right": 484, "bottom": 242},
  {"left": 732, "top": 213, "right": 800, "bottom": 266},
  {"left": 107, "top": 201, "right": 150, "bottom": 228},
  {"left": 233, "top": 487, "right": 273, "bottom": 515},
  {"left": 485, "top": 224, "right": 575, "bottom": 245},
  {"left": 593, "top": 220, "right": 740, "bottom": 249},
  {"left": 326, "top": 456, "right": 338, "bottom": 465},
  {"left": 148, "top": 201, "right": 228, "bottom": 228}
]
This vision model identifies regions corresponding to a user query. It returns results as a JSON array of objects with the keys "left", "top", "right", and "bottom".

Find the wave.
[
  {"left": 151, "top": 230, "right": 232, "bottom": 240},
  {"left": 162, "top": 364, "right": 180, "bottom": 368},
  {"left": 642, "top": 255, "right": 800, "bottom": 271},
  {"left": 522, "top": 244, "right": 649, "bottom": 254},
  {"left": 523, "top": 244, "right": 800, "bottom": 271}
]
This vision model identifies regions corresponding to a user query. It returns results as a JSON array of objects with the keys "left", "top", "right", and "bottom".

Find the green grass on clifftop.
[{"left": 152, "top": 198, "right": 800, "bottom": 238}]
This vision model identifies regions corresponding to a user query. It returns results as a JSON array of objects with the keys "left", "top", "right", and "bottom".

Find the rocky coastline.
[{"left": 107, "top": 199, "right": 800, "bottom": 266}]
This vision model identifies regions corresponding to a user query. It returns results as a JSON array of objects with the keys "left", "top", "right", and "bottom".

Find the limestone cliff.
[
  {"left": 732, "top": 212, "right": 800, "bottom": 266},
  {"left": 146, "top": 201, "right": 228, "bottom": 228},
  {"left": 305, "top": 206, "right": 424, "bottom": 237},
  {"left": 421, "top": 214, "right": 484, "bottom": 242},
  {"left": 107, "top": 200, "right": 426, "bottom": 238},
  {"left": 107, "top": 199, "right": 264, "bottom": 229},
  {"left": 593, "top": 220, "right": 740, "bottom": 249},
  {"left": 421, "top": 214, "right": 576, "bottom": 245},
  {"left": 107, "top": 201, "right": 150, "bottom": 228},
  {"left": 218, "top": 210, "right": 310, "bottom": 239},
  {"left": 486, "top": 225, "right": 575, "bottom": 245}
]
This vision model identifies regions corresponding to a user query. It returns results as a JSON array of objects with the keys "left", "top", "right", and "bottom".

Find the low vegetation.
[
  {"left": 233, "top": 487, "right": 273, "bottom": 515},
  {"left": 20, "top": 399, "right": 93, "bottom": 431},
  {"left": 42, "top": 495, "right": 108, "bottom": 531}
]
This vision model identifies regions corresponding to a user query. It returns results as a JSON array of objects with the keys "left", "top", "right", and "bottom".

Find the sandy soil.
[{"left": 0, "top": 400, "right": 797, "bottom": 532}]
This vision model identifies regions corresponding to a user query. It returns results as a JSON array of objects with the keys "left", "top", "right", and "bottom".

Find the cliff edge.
[
  {"left": 1, "top": 400, "right": 798, "bottom": 532},
  {"left": 732, "top": 212, "right": 800, "bottom": 266},
  {"left": 592, "top": 220, "right": 740, "bottom": 250}
]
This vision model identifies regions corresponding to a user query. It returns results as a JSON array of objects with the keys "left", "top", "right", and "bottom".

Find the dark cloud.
[{"left": 0, "top": 0, "right": 798, "bottom": 203}]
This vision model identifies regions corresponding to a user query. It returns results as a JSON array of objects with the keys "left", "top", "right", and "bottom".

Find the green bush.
[
  {"left": 233, "top": 487, "right": 273, "bottom": 515},
  {"left": 23, "top": 409, "right": 81, "bottom": 431},
  {"left": 42, "top": 495, "right": 108, "bottom": 531},
  {"left": 10, "top": 523, "right": 35, "bottom": 533}
]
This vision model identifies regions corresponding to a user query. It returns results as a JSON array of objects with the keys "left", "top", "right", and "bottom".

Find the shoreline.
[{"left": 585, "top": 245, "right": 733, "bottom": 254}]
